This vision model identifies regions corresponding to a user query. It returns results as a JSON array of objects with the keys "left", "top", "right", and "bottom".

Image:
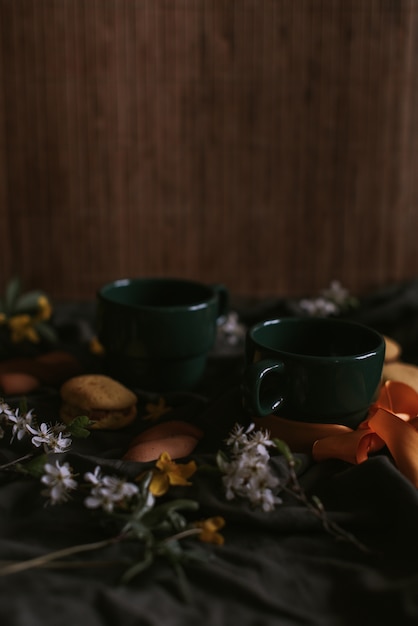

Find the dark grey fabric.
[{"left": 1, "top": 283, "right": 418, "bottom": 626}]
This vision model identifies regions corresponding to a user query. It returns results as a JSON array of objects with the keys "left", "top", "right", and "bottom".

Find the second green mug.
[
  {"left": 241, "top": 317, "right": 385, "bottom": 429},
  {"left": 96, "top": 277, "right": 229, "bottom": 392}
]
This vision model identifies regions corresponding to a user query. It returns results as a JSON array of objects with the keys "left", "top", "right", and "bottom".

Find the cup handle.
[
  {"left": 241, "top": 358, "right": 285, "bottom": 416},
  {"left": 211, "top": 283, "right": 230, "bottom": 323}
]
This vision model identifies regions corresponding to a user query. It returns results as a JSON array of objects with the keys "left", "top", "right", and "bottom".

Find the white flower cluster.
[
  {"left": 298, "top": 297, "right": 339, "bottom": 317},
  {"left": 298, "top": 280, "right": 355, "bottom": 317},
  {"left": 218, "top": 311, "right": 246, "bottom": 346},
  {"left": 0, "top": 400, "right": 75, "bottom": 505},
  {"left": 84, "top": 466, "right": 140, "bottom": 513},
  {"left": 41, "top": 461, "right": 77, "bottom": 505},
  {"left": 218, "top": 423, "right": 282, "bottom": 512},
  {"left": 0, "top": 400, "right": 72, "bottom": 452},
  {"left": 0, "top": 401, "right": 15, "bottom": 439}
]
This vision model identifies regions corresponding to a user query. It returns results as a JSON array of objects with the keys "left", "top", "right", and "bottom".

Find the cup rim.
[
  {"left": 248, "top": 316, "right": 385, "bottom": 360},
  {"left": 97, "top": 276, "right": 217, "bottom": 311}
]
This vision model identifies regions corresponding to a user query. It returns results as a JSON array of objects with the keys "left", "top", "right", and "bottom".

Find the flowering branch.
[
  {"left": 0, "top": 536, "right": 125, "bottom": 577},
  {"left": 0, "top": 396, "right": 371, "bottom": 602},
  {"left": 273, "top": 438, "right": 372, "bottom": 553},
  {"left": 0, "top": 277, "right": 58, "bottom": 354},
  {"left": 217, "top": 423, "right": 372, "bottom": 554}
]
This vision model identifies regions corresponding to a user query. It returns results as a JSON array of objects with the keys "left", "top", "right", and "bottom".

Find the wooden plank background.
[{"left": 0, "top": 0, "right": 417, "bottom": 301}]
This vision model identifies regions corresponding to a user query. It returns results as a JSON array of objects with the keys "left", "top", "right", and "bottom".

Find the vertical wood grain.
[{"left": 0, "top": 0, "right": 417, "bottom": 300}]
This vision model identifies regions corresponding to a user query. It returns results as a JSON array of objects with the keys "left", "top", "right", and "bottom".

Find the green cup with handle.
[{"left": 241, "top": 317, "right": 385, "bottom": 429}]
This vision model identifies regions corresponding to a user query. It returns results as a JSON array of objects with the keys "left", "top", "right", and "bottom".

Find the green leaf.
[
  {"left": 18, "top": 396, "right": 28, "bottom": 415},
  {"left": 14, "top": 290, "right": 45, "bottom": 314},
  {"left": 197, "top": 463, "right": 222, "bottom": 475},
  {"left": 142, "top": 499, "right": 199, "bottom": 529},
  {"left": 272, "top": 438, "right": 294, "bottom": 462},
  {"left": 4, "top": 277, "right": 22, "bottom": 314},
  {"left": 170, "top": 560, "right": 193, "bottom": 604},
  {"left": 180, "top": 545, "right": 210, "bottom": 564},
  {"left": 216, "top": 449, "right": 230, "bottom": 472},
  {"left": 19, "top": 453, "right": 48, "bottom": 478},
  {"left": 121, "top": 475, "right": 155, "bottom": 528},
  {"left": 124, "top": 521, "right": 153, "bottom": 542},
  {"left": 120, "top": 549, "right": 154, "bottom": 584},
  {"left": 34, "top": 322, "right": 58, "bottom": 344},
  {"left": 66, "top": 415, "right": 91, "bottom": 438}
]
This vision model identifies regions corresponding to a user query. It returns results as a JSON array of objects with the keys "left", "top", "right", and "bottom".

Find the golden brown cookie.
[
  {"left": 382, "top": 361, "right": 418, "bottom": 393},
  {"left": 60, "top": 374, "right": 137, "bottom": 430},
  {"left": 383, "top": 335, "right": 402, "bottom": 363}
]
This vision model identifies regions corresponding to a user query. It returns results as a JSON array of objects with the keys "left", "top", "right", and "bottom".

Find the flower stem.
[
  {"left": 0, "top": 453, "right": 33, "bottom": 470},
  {"left": 0, "top": 535, "right": 125, "bottom": 576},
  {"left": 284, "top": 468, "right": 372, "bottom": 554},
  {"left": 162, "top": 527, "right": 202, "bottom": 544}
]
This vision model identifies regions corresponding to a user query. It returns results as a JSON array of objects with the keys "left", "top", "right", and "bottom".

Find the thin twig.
[
  {"left": 0, "top": 536, "right": 125, "bottom": 576},
  {"left": 0, "top": 453, "right": 33, "bottom": 470},
  {"left": 284, "top": 466, "right": 372, "bottom": 554},
  {"left": 0, "top": 559, "right": 128, "bottom": 570},
  {"left": 162, "top": 527, "right": 202, "bottom": 544}
]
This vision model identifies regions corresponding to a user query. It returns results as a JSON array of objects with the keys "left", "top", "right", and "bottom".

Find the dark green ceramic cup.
[
  {"left": 241, "top": 317, "right": 385, "bottom": 429},
  {"left": 97, "top": 277, "right": 229, "bottom": 392}
]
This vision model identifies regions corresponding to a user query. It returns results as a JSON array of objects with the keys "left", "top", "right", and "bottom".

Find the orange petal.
[
  {"left": 255, "top": 415, "right": 352, "bottom": 454},
  {"left": 368, "top": 407, "right": 418, "bottom": 488},
  {"left": 312, "top": 429, "right": 385, "bottom": 465},
  {"left": 374, "top": 380, "right": 418, "bottom": 418}
]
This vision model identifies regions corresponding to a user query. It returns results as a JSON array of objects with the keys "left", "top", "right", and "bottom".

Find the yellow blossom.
[
  {"left": 194, "top": 517, "right": 225, "bottom": 545},
  {"left": 8, "top": 314, "right": 40, "bottom": 343},
  {"left": 148, "top": 452, "right": 197, "bottom": 496},
  {"left": 89, "top": 337, "right": 105, "bottom": 355},
  {"left": 143, "top": 397, "right": 172, "bottom": 422},
  {"left": 36, "top": 295, "right": 52, "bottom": 321}
]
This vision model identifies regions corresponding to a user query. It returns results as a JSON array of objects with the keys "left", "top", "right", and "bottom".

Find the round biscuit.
[
  {"left": 383, "top": 335, "right": 402, "bottom": 363},
  {"left": 382, "top": 361, "right": 418, "bottom": 393},
  {"left": 60, "top": 374, "right": 137, "bottom": 410}
]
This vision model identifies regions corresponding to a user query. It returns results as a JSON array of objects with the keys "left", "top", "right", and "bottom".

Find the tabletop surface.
[{"left": 1, "top": 281, "right": 418, "bottom": 626}]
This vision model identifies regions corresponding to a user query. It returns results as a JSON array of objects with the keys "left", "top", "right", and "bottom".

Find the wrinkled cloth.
[{"left": 1, "top": 282, "right": 418, "bottom": 626}]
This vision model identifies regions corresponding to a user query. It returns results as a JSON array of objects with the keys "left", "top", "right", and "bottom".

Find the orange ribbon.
[{"left": 255, "top": 380, "right": 418, "bottom": 488}]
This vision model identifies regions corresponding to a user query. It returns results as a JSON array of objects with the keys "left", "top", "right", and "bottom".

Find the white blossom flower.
[
  {"left": 7, "top": 408, "right": 34, "bottom": 442},
  {"left": 225, "top": 423, "right": 254, "bottom": 453},
  {"left": 0, "top": 401, "right": 15, "bottom": 440},
  {"left": 219, "top": 423, "right": 283, "bottom": 512},
  {"left": 298, "top": 297, "right": 339, "bottom": 317},
  {"left": 321, "top": 280, "right": 351, "bottom": 307},
  {"left": 41, "top": 460, "right": 77, "bottom": 505},
  {"left": 84, "top": 465, "right": 103, "bottom": 486},
  {"left": 245, "top": 429, "right": 275, "bottom": 459},
  {"left": 298, "top": 281, "right": 356, "bottom": 317},
  {"left": 0, "top": 401, "right": 14, "bottom": 419},
  {"left": 84, "top": 466, "right": 139, "bottom": 513},
  {"left": 218, "top": 311, "right": 246, "bottom": 346},
  {"left": 27, "top": 422, "right": 72, "bottom": 453}
]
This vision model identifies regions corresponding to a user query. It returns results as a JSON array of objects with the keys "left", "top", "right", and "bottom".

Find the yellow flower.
[
  {"left": 143, "top": 397, "right": 172, "bottom": 422},
  {"left": 89, "top": 337, "right": 105, "bottom": 355},
  {"left": 194, "top": 517, "right": 225, "bottom": 545},
  {"left": 8, "top": 314, "right": 40, "bottom": 343},
  {"left": 148, "top": 452, "right": 197, "bottom": 497},
  {"left": 36, "top": 295, "right": 52, "bottom": 321}
]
